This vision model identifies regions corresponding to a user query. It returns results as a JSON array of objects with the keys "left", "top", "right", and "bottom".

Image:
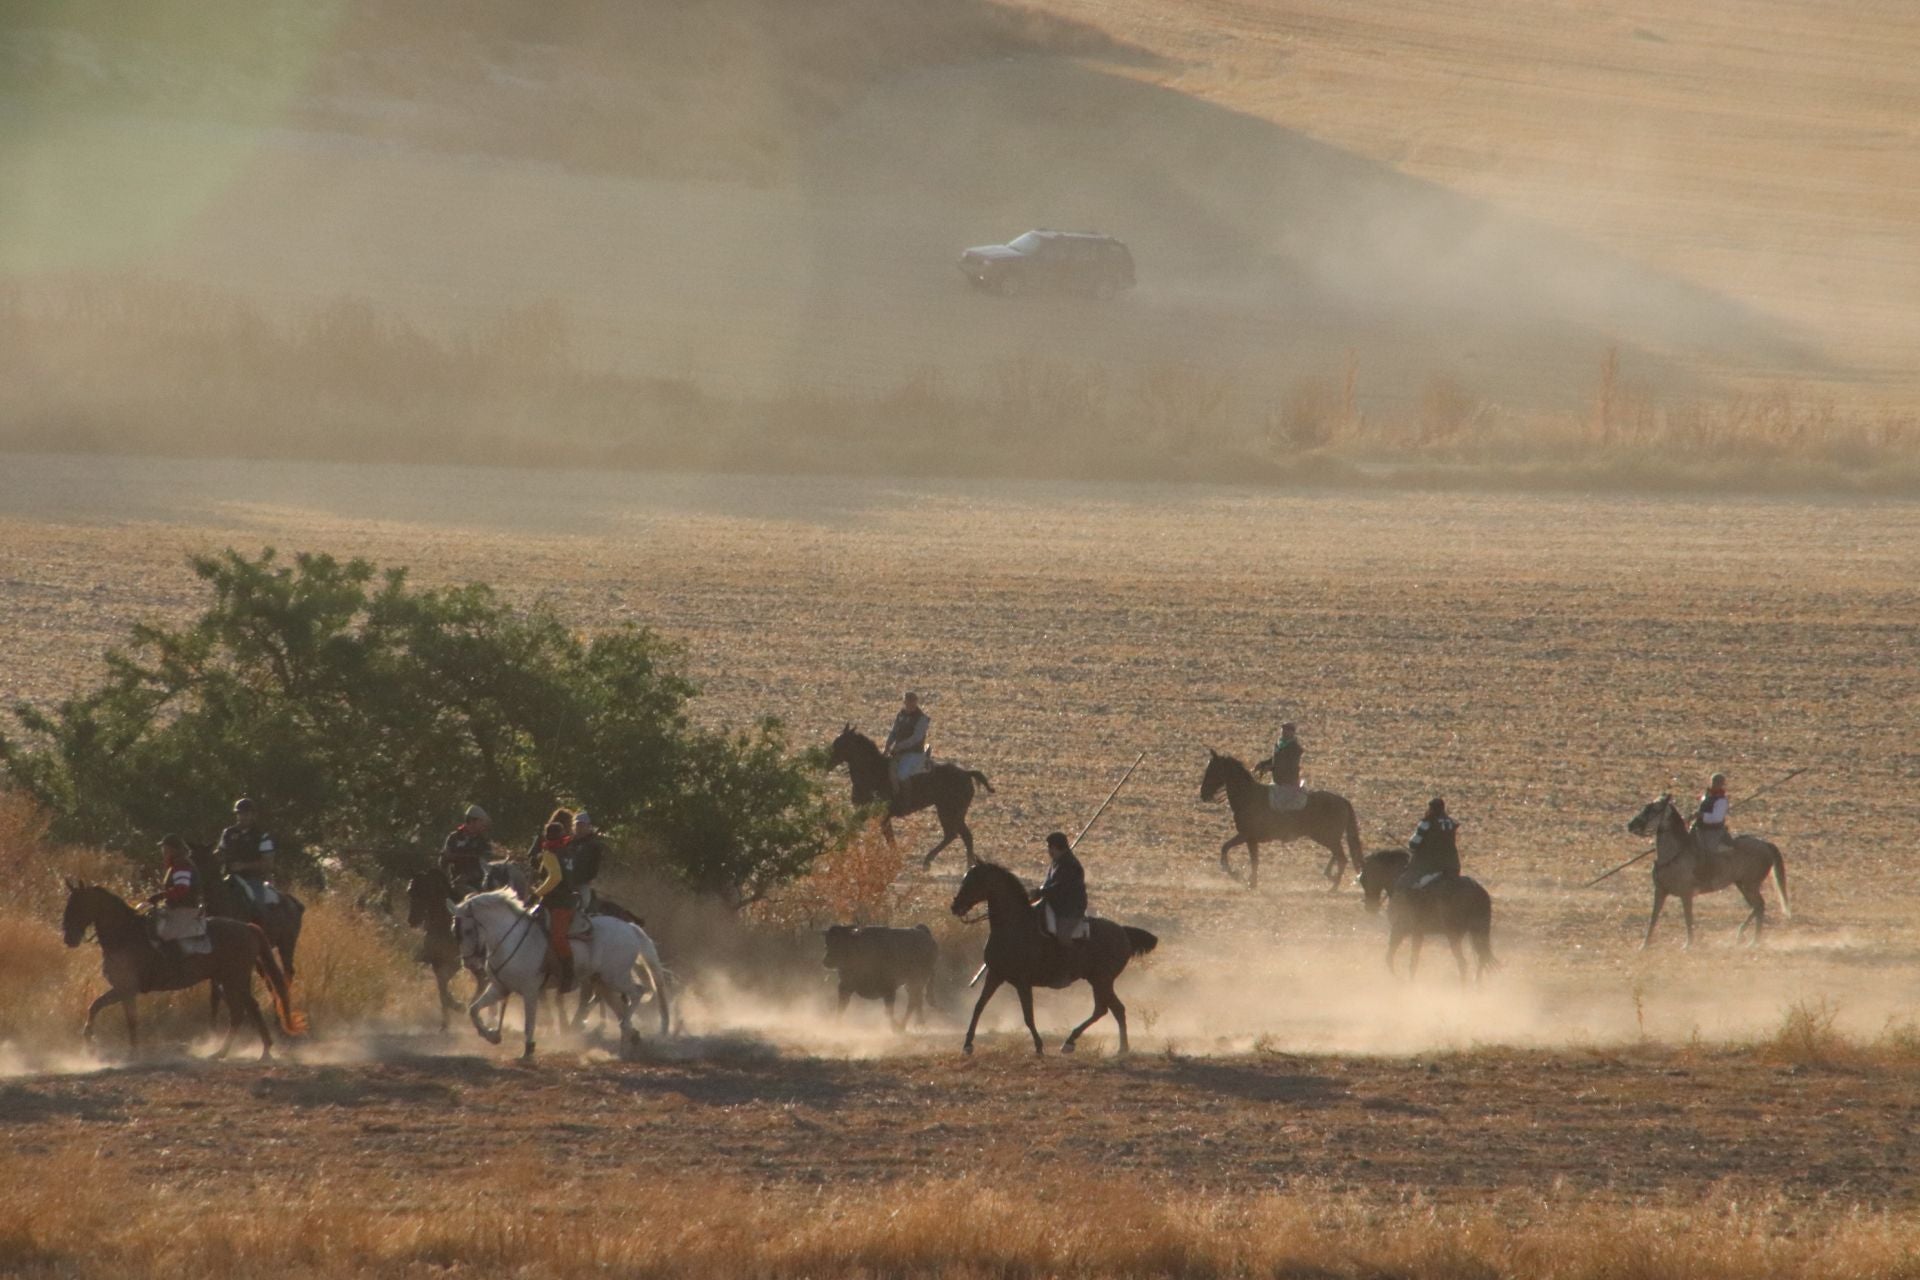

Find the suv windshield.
[{"left": 1008, "top": 232, "right": 1046, "bottom": 254}]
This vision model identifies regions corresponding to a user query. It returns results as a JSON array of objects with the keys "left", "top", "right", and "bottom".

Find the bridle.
[{"left": 459, "top": 903, "right": 538, "bottom": 980}]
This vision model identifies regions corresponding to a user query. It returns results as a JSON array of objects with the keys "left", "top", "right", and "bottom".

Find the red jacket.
[{"left": 161, "top": 853, "right": 198, "bottom": 906}]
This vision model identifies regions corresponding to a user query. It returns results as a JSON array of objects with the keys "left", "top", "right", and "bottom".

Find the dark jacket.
[
  {"left": 1270, "top": 738, "right": 1304, "bottom": 788},
  {"left": 217, "top": 824, "right": 277, "bottom": 878},
  {"left": 565, "top": 834, "right": 608, "bottom": 885},
  {"left": 1406, "top": 816, "right": 1460, "bottom": 880},
  {"left": 1034, "top": 850, "right": 1088, "bottom": 919},
  {"left": 440, "top": 826, "right": 492, "bottom": 888},
  {"left": 884, "top": 709, "right": 929, "bottom": 755}
]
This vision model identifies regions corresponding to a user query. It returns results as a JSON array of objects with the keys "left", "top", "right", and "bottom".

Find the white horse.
[{"left": 450, "top": 889, "right": 670, "bottom": 1059}]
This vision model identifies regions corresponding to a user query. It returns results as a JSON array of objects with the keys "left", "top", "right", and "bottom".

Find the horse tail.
[
  {"left": 630, "top": 929, "right": 673, "bottom": 1035},
  {"left": 967, "top": 770, "right": 995, "bottom": 795},
  {"left": 1123, "top": 927, "right": 1158, "bottom": 957},
  {"left": 1771, "top": 846, "right": 1791, "bottom": 920},
  {"left": 249, "top": 923, "right": 309, "bottom": 1036},
  {"left": 1468, "top": 886, "right": 1497, "bottom": 970}
]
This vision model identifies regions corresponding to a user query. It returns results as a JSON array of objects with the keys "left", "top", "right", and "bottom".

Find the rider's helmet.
[
  {"left": 232, "top": 797, "right": 256, "bottom": 823},
  {"left": 572, "top": 810, "right": 595, "bottom": 834},
  {"left": 463, "top": 803, "right": 489, "bottom": 824},
  {"left": 159, "top": 833, "right": 187, "bottom": 860}
]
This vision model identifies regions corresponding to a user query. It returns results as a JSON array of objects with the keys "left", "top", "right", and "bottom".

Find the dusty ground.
[
  {"left": 4, "top": 1040, "right": 1918, "bottom": 1209},
  {"left": 3, "top": 458, "right": 1919, "bottom": 1222}
]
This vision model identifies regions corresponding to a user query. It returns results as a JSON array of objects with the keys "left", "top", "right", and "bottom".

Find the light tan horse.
[{"left": 1626, "top": 796, "right": 1790, "bottom": 948}]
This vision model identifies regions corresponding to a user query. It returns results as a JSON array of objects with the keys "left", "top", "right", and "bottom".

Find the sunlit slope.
[
  {"left": 1033, "top": 0, "right": 1920, "bottom": 396},
  {"left": 3, "top": 0, "right": 1910, "bottom": 438}
]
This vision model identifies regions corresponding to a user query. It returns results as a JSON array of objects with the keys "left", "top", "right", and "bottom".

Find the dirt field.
[{"left": 4, "top": 458, "right": 1919, "bottom": 1271}]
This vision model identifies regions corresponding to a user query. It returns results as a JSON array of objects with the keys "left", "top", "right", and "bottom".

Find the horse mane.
[
  {"left": 967, "top": 860, "right": 1029, "bottom": 898},
  {"left": 456, "top": 886, "right": 527, "bottom": 914},
  {"left": 1203, "top": 751, "right": 1255, "bottom": 796},
  {"left": 835, "top": 726, "right": 884, "bottom": 759}
]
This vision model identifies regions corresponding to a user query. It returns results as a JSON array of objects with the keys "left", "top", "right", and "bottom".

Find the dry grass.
[
  {"left": 0, "top": 1153, "right": 1916, "bottom": 1279},
  {"left": 4, "top": 276, "right": 1915, "bottom": 492}
]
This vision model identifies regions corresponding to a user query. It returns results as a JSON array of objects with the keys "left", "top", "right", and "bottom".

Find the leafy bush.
[{"left": 0, "top": 548, "right": 850, "bottom": 905}]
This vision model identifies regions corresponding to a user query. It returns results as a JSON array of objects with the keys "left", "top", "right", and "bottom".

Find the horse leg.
[
  {"left": 835, "top": 989, "right": 851, "bottom": 1018},
  {"left": 1319, "top": 838, "right": 1345, "bottom": 890},
  {"left": 522, "top": 987, "right": 539, "bottom": 1060},
  {"left": 1247, "top": 842, "right": 1260, "bottom": 891},
  {"left": 883, "top": 990, "right": 900, "bottom": 1032},
  {"left": 1218, "top": 834, "right": 1244, "bottom": 879},
  {"left": 122, "top": 997, "right": 139, "bottom": 1055},
  {"left": 907, "top": 980, "right": 925, "bottom": 1028},
  {"left": 963, "top": 973, "right": 1002, "bottom": 1056},
  {"left": 880, "top": 816, "right": 898, "bottom": 850},
  {"left": 1385, "top": 926, "right": 1404, "bottom": 976},
  {"left": 1681, "top": 894, "right": 1697, "bottom": 950},
  {"left": 1063, "top": 979, "right": 1113, "bottom": 1054},
  {"left": 469, "top": 979, "right": 507, "bottom": 1046},
  {"left": 960, "top": 820, "right": 976, "bottom": 866},
  {"left": 921, "top": 829, "right": 958, "bottom": 870},
  {"left": 1641, "top": 886, "right": 1668, "bottom": 950},
  {"left": 83, "top": 988, "right": 129, "bottom": 1050},
  {"left": 1448, "top": 936, "right": 1469, "bottom": 986},
  {"left": 1016, "top": 983, "right": 1043, "bottom": 1056},
  {"left": 1109, "top": 986, "right": 1130, "bottom": 1055},
  {"left": 1408, "top": 934, "right": 1425, "bottom": 980},
  {"left": 1738, "top": 881, "right": 1766, "bottom": 945}
]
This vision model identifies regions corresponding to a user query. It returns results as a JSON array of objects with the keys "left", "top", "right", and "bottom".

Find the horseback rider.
[
  {"left": 1255, "top": 722, "right": 1307, "bottom": 811},
  {"left": 1032, "top": 831, "right": 1088, "bottom": 947},
  {"left": 883, "top": 691, "right": 931, "bottom": 791},
  {"left": 1692, "top": 773, "right": 1731, "bottom": 854},
  {"left": 145, "top": 833, "right": 206, "bottom": 954},
  {"left": 216, "top": 798, "right": 279, "bottom": 921},
  {"left": 567, "top": 811, "right": 609, "bottom": 913},
  {"left": 1398, "top": 797, "right": 1461, "bottom": 893},
  {"left": 528, "top": 819, "right": 580, "bottom": 993},
  {"left": 440, "top": 804, "right": 494, "bottom": 898}
]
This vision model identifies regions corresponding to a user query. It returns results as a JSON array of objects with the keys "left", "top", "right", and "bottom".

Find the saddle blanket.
[
  {"left": 1267, "top": 784, "right": 1308, "bottom": 812},
  {"left": 176, "top": 936, "right": 213, "bottom": 955}
]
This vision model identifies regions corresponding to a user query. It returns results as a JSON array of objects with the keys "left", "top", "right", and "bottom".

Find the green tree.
[{"left": 0, "top": 548, "right": 850, "bottom": 901}]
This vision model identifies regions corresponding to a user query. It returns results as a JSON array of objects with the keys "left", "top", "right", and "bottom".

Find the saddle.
[{"left": 150, "top": 907, "right": 213, "bottom": 956}]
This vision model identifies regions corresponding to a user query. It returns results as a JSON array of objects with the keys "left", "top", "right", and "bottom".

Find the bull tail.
[
  {"left": 249, "top": 923, "right": 308, "bottom": 1036},
  {"left": 1123, "top": 926, "right": 1158, "bottom": 957},
  {"left": 967, "top": 770, "right": 995, "bottom": 795},
  {"left": 1344, "top": 802, "right": 1365, "bottom": 876},
  {"left": 1772, "top": 847, "right": 1791, "bottom": 920}
]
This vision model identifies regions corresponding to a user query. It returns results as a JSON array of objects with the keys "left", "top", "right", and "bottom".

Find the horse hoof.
[
  {"left": 962, "top": 1042, "right": 974, "bottom": 1056},
  {"left": 522, "top": 1044, "right": 536, "bottom": 1061},
  {"left": 1061, "top": 1040, "right": 1076, "bottom": 1055}
]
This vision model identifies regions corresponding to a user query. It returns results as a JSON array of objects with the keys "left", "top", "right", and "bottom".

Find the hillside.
[{"left": 2, "top": 0, "right": 1914, "bottom": 480}]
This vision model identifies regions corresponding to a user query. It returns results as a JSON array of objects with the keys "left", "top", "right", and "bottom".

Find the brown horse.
[
  {"left": 1627, "top": 796, "right": 1790, "bottom": 948},
  {"left": 61, "top": 880, "right": 305, "bottom": 1059},
  {"left": 406, "top": 868, "right": 484, "bottom": 1032},
  {"left": 1353, "top": 849, "right": 1496, "bottom": 983},
  {"left": 1200, "top": 750, "right": 1364, "bottom": 890},
  {"left": 829, "top": 726, "right": 994, "bottom": 868},
  {"left": 950, "top": 861, "right": 1158, "bottom": 1055}
]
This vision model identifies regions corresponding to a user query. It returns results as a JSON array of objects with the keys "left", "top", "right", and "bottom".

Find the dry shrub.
[
  {"left": 0, "top": 1154, "right": 1917, "bottom": 1279},
  {"left": 1757, "top": 996, "right": 1853, "bottom": 1067},
  {"left": 754, "top": 823, "right": 907, "bottom": 928},
  {"left": 289, "top": 893, "right": 419, "bottom": 1030}
]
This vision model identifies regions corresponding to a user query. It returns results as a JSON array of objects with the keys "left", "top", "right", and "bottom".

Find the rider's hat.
[
  {"left": 572, "top": 810, "right": 593, "bottom": 828},
  {"left": 1427, "top": 796, "right": 1447, "bottom": 815},
  {"left": 464, "top": 804, "right": 489, "bottom": 822},
  {"left": 1045, "top": 831, "right": 1071, "bottom": 852},
  {"left": 543, "top": 821, "right": 569, "bottom": 842},
  {"left": 1281, "top": 721, "right": 1296, "bottom": 734},
  {"left": 1709, "top": 772, "right": 1727, "bottom": 788},
  {"left": 232, "top": 797, "right": 255, "bottom": 814}
]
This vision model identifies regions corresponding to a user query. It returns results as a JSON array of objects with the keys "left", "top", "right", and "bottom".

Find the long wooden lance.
[
  {"left": 967, "top": 751, "right": 1147, "bottom": 987},
  {"left": 1585, "top": 766, "right": 1810, "bottom": 888}
]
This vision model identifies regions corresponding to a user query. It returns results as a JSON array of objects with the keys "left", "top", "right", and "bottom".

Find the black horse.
[
  {"left": 190, "top": 842, "right": 304, "bottom": 982},
  {"left": 1356, "top": 846, "right": 1410, "bottom": 913},
  {"left": 1355, "top": 850, "right": 1496, "bottom": 983},
  {"left": 1200, "top": 750, "right": 1364, "bottom": 890},
  {"left": 950, "top": 861, "right": 1157, "bottom": 1055},
  {"left": 61, "top": 880, "right": 305, "bottom": 1059},
  {"left": 829, "top": 726, "right": 994, "bottom": 868}
]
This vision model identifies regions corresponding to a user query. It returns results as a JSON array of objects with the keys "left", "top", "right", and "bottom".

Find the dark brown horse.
[
  {"left": 1627, "top": 796, "right": 1790, "bottom": 948},
  {"left": 61, "top": 880, "right": 305, "bottom": 1059},
  {"left": 950, "top": 861, "right": 1157, "bottom": 1055},
  {"left": 1200, "top": 750, "right": 1364, "bottom": 890},
  {"left": 406, "top": 868, "right": 484, "bottom": 1032},
  {"left": 1355, "top": 850, "right": 1496, "bottom": 983},
  {"left": 829, "top": 726, "right": 994, "bottom": 868},
  {"left": 190, "top": 841, "right": 304, "bottom": 982}
]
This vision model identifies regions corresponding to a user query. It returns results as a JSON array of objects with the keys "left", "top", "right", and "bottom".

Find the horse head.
[
  {"left": 950, "top": 861, "right": 1025, "bottom": 920},
  {"left": 405, "top": 868, "right": 448, "bottom": 928},
  {"left": 827, "top": 725, "right": 863, "bottom": 769},
  {"left": 1625, "top": 795, "right": 1676, "bottom": 838},
  {"left": 1357, "top": 848, "right": 1409, "bottom": 915},
  {"left": 60, "top": 881, "right": 116, "bottom": 948},
  {"left": 1199, "top": 749, "right": 1242, "bottom": 802}
]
